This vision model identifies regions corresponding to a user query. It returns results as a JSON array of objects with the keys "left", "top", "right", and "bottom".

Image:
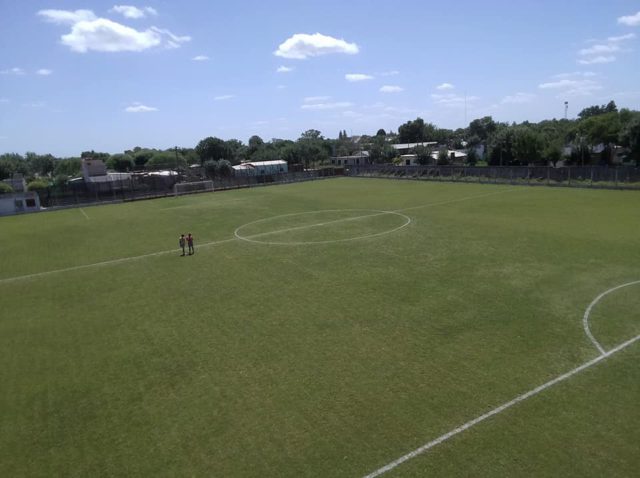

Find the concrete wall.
[{"left": 0, "top": 192, "right": 41, "bottom": 216}]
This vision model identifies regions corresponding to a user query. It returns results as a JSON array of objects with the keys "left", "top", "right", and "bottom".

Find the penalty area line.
[{"left": 363, "top": 333, "right": 640, "bottom": 478}]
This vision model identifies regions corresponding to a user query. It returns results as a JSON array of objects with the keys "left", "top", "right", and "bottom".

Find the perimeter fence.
[
  {"left": 347, "top": 165, "right": 640, "bottom": 190},
  {"left": 36, "top": 169, "right": 341, "bottom": 209}
]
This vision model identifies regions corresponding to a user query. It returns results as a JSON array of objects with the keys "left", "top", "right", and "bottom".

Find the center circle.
[{"left": 234, "top": 209, "right": 411, "bottom": 245}]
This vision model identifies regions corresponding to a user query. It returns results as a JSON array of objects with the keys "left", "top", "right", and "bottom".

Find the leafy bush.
[
  {"left": 107, "top": 154, "right": 134, "bottom": 172},
  {"left": 437, "top": 148, "right": 450, "bottom": 165},
  {"left": 53, "top": 158, "right": 81, "bottom": 177},
  {"left": 26, "top": 179, "right": 49, "bottom": 191},
  {"left": 0, "top": 182, "right": 14, "bottom": 194},
  {"left": 146, "top": 151, "right": 186, "bottom": 170}
]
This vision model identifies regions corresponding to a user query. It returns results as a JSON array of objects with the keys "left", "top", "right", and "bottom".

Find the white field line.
[
  {"left": 0, "top": 238, "right": 236, "bottom": 285},
  {"left": 79, "top": 208, "right": 90, "bottom": 220},
  {"left": 582, "top": 280, "right": 640, "bottom": 355},
  {"left": 234, "top": 188, "right": 518, "bottom": 244},
  {"left": 238, "top": 211, "right": 386, "bottom": 239},
  {"left": 0, "top": 187, "right": 517, "bottom": 283},
  {"left": 236, "top": 212, "right": 412, "bottom": 246},
  {"left": 363, "top": 280, "right": 640, "bottom": 478}
]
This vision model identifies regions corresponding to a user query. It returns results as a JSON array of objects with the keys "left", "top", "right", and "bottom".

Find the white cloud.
[
  {"left": 276, "top": 85, "right": 286, "bottom": 90},
  {"left": 303, "top": 96, "right": 331, "bottom": 103},
  {"left": 436, "top": 82, "right": 455, "bottom": 90},
  {"left": 150, "top": 27, "right": 191, "bottom": 49},
  {"left": 274, "top": 33, "right": 359, "bottom": 59},
  {"left": 539, "top": 79, "right": 579, "bottom": 89},
  {"left": 379, "top": 85, "right": 403, "bottom": 93},
  {"left": 111, "top": 5, "right": 158, "bottom": 19},
  {"left": 214, "top": 95, "right": 235, "bottom": 101},
  {"left": 345, "top": 73, "right": 373, "bottom": 82},
  {"left": 0, "top": 98, "right": 9, "bottom": 103},
  {"left": 192, "top": 55, "right": 209, "bottom": 61},
  {"left": 301, "top": 101, "right": 353, "bottom": 110},
  {"left": 125, "top": 102, "right": 157, "bottom": 112},
  {"left": 39, "top": 9, "right": 189, "bottom": 52},
  {"left": 501, "top": 92, "right": 536, "bottom": 104},
  {"left": 538, "top": 78, "right": 602, "bottom": 97},
  {"left": 380, "top": 70, "right": 399, "bottom": 76},
  {"left": 61, "top": 19, "right": 162, "bottom": 52},
  {"left": 431, "top": 93, "right": 478, "bottom": 107},
  {"left": 553, "top": 71, "right": 596, "bottom": 78},
  {"left": 0, "top": 67, "right": 25, "bottom": 75},
  {"left": 38, "top": 9, "right": 96, "bottom": 24},
  {"left": 36, "top": 69, "right": 53, "bottom": 75},
  {"left": 577, "top": 33, "right": 634, "bottom": 65},
  {"left": 579, "top": 44, "right": 620, "bottom": 56},
  {"left": 608, "top": 33, "right": 636, "bottom": 42},
  {"left": 578, "top": 56, "right": 616, "bottom": 65},
  {"left": 277, "top": 65, "right": 294, "bottom": 73},
  {"left": 618, "top": 11, "right": 640, "bottom": 26}
]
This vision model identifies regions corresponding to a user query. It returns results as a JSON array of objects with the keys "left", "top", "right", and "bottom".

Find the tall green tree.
[
  {"left": 468, "top": 116, "right": 497, "bottom": 142},
  {"left": 398, "top": 118, "right": 436, "bottom": 143},
  {"left": 619, "top": 114, "right": 640, "bottom": 165},
  {"left": 195, "top": 137, "right": 229, "bottom": 164},
  {"left": 512, "top": 127, "right": 544, "bottom": 165}
]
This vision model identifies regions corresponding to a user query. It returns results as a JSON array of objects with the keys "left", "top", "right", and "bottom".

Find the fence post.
[{"left": 590, "top": 167, "right": 594, "bottom": 187}]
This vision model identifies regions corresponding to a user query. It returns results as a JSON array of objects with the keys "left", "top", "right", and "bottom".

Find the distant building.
[
  {"left": 80, "top": 158, "right": 132, "bottom": 191},
  {"left": 0, "top": 191, "right": 41, "bottom": 216},
  {"left": 233, "top": 160, "right": 288, "bottom": 176},
  {"left": 391, "top": 142, "right": 438, "bottom": 155},
  {"left": 398, "top": 150, "right": 467, "bottom": 166},
  {"left": 2, "top": 175, "right": 27, "bottom": 193},
  {"left": 0, "top": 175, "right": 41, "bottom": 216},
  {"left": 81, "top": 158, "right": 108, "bottom": 179},
  {"left": 331, "top": 151, "right": 370, "bottom": 166}
]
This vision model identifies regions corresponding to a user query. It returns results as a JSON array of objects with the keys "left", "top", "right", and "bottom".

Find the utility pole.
[{"left": 174, "top": 146, "right": 179, "bottom": 178}]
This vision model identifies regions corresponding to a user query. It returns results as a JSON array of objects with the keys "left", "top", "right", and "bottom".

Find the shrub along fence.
[{"left": 347, "top": 165, "right": 640, "bottom": 190}]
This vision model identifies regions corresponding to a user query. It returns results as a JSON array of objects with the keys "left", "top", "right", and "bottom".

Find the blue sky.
[{"left": 1, "top": 0, "right": 639, "bottom": 156}]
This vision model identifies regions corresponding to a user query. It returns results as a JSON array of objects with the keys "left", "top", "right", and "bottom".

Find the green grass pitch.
[{"left": 1, "top": 177, "right": 639, "bottom": 477}]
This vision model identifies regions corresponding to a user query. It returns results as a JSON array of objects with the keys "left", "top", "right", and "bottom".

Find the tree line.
[{"left": 1, "top": 100, "right": 639, "bottom": 193}]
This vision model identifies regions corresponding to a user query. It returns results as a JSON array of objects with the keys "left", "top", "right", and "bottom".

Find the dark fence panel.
[
  {"left": 38, "top": 168, "right": 343, "bottom": 209},
  {"left": 346, "top": 165, "right": 640, "bottom": 190}
]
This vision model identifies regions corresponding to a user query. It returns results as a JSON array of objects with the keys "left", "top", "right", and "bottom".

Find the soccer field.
[{"left": 1, "top": 177, "right": 639, "bottom": 477}]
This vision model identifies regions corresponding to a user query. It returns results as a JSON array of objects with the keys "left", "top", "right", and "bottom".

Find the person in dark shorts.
[
  {"left": 187, "top": 233, "right": 194, "bottom": 255},
  {"left": 179, "top": 234, "right": 186, "bottom": 256}
]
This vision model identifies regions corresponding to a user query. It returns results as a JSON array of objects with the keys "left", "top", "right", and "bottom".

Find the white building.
[
  {"left": 398, "top": 150, "right": 468, "bottom": 166},
  {"left": 80, "top": 158, "right": 132, "bottom": 190},
  {"left": 391, "top": 142, "right": 439, "bottom": 155},
  {"left": 0, "top": 191, "right": 41, "bottom": 216},
  {"left": 331, "top": 151, "right": 370, "bottom": 166},
  {"left": 233, "top": 160, "right": 288, "bottom": 176}
]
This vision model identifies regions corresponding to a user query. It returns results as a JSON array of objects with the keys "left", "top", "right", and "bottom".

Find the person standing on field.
[
  {"left": 187, "top": 233, "right": 194, "bottom": 255},
  {"left": 179, "top": 234, "right": 186, "bottom": 256}
]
